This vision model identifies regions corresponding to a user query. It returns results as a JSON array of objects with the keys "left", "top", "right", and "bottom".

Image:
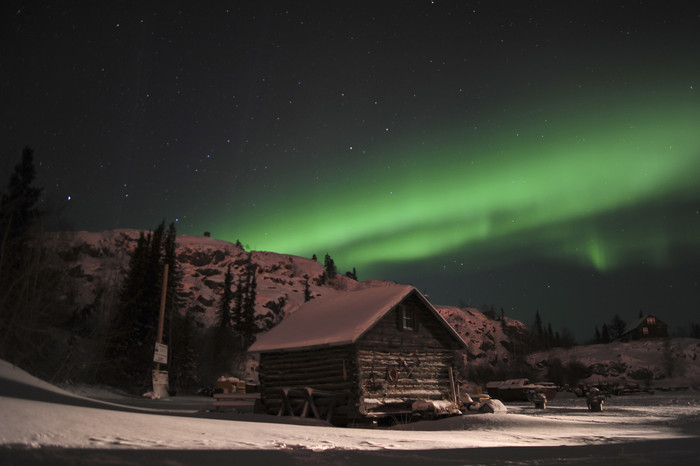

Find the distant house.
[
  {"left": 621, "top": 314, "right": 669, "bottom": 340},
  {"left": 248, "top": 284, "right": 468, "bottom": 426}
]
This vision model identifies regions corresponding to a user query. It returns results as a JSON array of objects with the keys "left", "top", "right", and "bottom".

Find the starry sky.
[{"left": 2, "top": 1, "right": 699, "bottom": 340}]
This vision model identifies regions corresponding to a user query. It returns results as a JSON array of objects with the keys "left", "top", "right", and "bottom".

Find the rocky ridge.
[
  {"left": 48, "top": 230, "right": 521, "bottom": 363},
  {"left": 48, "top": 230, "right": 700, "bottom": 387}
]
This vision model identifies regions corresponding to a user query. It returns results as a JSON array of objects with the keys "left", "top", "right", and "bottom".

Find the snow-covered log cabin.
[
  {"left": 248, "top": 284, "right": 469, "bottom": 426},
  {"left": 621, "top": 314, "right": 669, "bottom": 340}
]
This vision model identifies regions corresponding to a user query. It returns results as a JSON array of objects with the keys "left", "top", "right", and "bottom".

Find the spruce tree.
[
  {"left": 216, "top": 264, "right": 235, "bottom": 330},
  {"left": 228, "top": 255, "right": 260, "bottom": 349},
  {"left": 241, "top": 264, "right": 258, "bottom": 347},
  {"left": 345, "top": 267, "right": 358, "bottom": 280},
  {"left": 160, "top": 223, "right": 193, "bottom": 391},
  {"left": 532, "top": 311, "right": 544, "bottom": 350},
  {"left": 101, "top": 232, "right": 152, "bottom": 387},
  {"left": 163, "top": 222, "right": 180, "bottom": 314},
  {"left": 231, "top": 275, "right": 245, "bottom": 337},
  {"left": 170, "top": 308, "right": 199, "bottom": 390},
  {"left": 303, "top": 274, "right": 313, "bottom": 302},
  {"left": 324, "top": 253, "right": 337, "bottom": 278},
  {"left": 610, "top": 314, "right": 627, "bottom": 340},
  {"left": 691, "top": 323, "right": 700, "bottom": 339},
  {"left": 0, "top": 147, "right": 42, "bottom": 261},
  {"left": 99, "top": 221, "right": 183, "bottom": 390},
  {"left": 0, "top": 147, "right": 48, "bottom": 366},
  {"left": 213, "top": 264, "right": 234, "bottom": 363}
]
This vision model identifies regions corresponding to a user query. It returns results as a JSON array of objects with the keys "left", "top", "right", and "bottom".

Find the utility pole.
[
  {"left": 156, "top": 263, "right": 169, "bottom": 358},
  {"left": 152, "top": 263, "right": 169, "bottom": 398}
]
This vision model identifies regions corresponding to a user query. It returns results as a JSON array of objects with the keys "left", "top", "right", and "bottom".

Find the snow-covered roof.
[{"left": 249, "top": 284, "right": 467, "bottom": 353}]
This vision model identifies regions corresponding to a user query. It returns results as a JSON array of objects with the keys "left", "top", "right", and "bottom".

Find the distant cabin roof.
[
  {"left": 248, "top": 284, "right": 467, "bottom": 353},
  {"left": 624, "top": 314, "right": 666, "bottom": 333}
]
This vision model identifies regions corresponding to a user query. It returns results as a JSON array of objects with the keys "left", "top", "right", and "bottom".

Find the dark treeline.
[
  {"left": 0, "top": 147, "right": 363, "bottom": 393},
  {"left": 480, "top": 305, "right": 576, "bottom": 351},
  {"left": 592, "top": 313, "right": 628, "bottom": 343},
  {"left": 0, "top": 147, "right": 62, "bottom": 374},
  {"left": 210, "top": 253, "right": 261, "bottom": 376},
  {"left": 0, "top": 147, "right": 200, "bottom": 392},
  {"left": 529, "top": 310, "right": 576, "bottom": 351},
  {"left": 97, "top": 221, "right": 200, "bottom": 392}
]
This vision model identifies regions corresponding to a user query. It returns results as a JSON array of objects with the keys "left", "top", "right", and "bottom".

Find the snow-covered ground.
[{"left": 2, "top": 359, "right": 700, "bottom": 465}]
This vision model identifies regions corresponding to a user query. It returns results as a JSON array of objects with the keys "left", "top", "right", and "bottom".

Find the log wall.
[
  {"left": 258, "top": 345, "right": 359, "bottom": 424},
  {"left": 355, "top": 294, "right": 459, "bottom": 411},
  {"left": 257, "top": 293, "right": 463, "bottom": 424}
]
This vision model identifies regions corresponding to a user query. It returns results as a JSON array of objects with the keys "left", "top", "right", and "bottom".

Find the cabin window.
[
  {"left": 399, "top": 305, "right": 415, "bottom": 331},
  {"left": 646, "top": 316, "right": 656, "bottom": 325},
  {"left": 642, "top": 327, "right": 649, "bottom": 335}
]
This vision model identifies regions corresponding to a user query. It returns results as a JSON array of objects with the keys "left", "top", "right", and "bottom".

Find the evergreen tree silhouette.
[
  {"left": 610, "top": 314, "right": 627, "bottom": 340},
  {"left": 212, "top": 264, "right": 235, "bottom": 375},
  {"left": 99, "top": 221, "right": 183, "bottom": 390},
  {"left": 303, "top": 274, "right": 313, "bottom": 302},
  {"left": 241, "top": 263, "right": 258, "bottom": 347},
  {"left": 229, "top": 254, "right": 259, "bottom": 349},
  {"left": 216, "top": 265, "right": 235, "bottom": 330},
  {"left": 0, "top": 147, "right": 48, "bottom": 366},
  {"left": 324, "top": 253, "right": 337, "bottom": 278}
]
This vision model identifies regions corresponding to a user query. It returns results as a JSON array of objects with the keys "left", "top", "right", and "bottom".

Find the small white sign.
[
  {"left": 152, "top": 369, "right": 169, "bottom": 399},
  {"left": 154, "top": 342, "right": 168, "bottom": 364}
]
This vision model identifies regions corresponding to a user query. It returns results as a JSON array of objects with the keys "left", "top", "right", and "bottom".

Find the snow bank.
[{"left": 1, "top": 359, "right": 698, "bottom": 453}]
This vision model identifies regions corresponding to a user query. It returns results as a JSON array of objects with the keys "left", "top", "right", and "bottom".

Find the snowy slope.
[
  {"left": 436, "top": 306, "right": 529, "bottom": 364},
  {"left": 45, "top": 230, "right": 700, "bottom": 389},
  {"left": 1, "top": 359, "right": 698, "bottom": 454},
  {"left": 49, "top": 230, "right": 376, "bottom": 330},
  {"left": 47, "top": 230, "right": 515, "bottom": 361},
  {"left": 528, "top": 339, "right": 700, "bottom": 386}
]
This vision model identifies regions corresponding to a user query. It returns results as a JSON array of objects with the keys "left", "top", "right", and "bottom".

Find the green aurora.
[{"left": 210, "top": 88, "right": 700, "bottom": 276}]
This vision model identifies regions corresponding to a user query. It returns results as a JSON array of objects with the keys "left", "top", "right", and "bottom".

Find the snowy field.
[{"left": 1, "top": 360, "right": 699, "bottom": 465}]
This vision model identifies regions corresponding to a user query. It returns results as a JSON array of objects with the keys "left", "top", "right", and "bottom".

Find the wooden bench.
[{"left": 212, "top": 392, "right": 260, "bottom": 411}]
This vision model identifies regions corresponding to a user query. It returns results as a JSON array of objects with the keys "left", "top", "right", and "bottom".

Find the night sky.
[{"left": 2, "top": 2, "right": 699, "bottom": 340}]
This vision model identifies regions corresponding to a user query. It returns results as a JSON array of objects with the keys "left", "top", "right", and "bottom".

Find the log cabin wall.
[
  {"left": 258, "top": 344, "right": 359, "bottom": 423},
  {"left": 355, "top": 293, "right": 459, "bottom": 408},
  {"left": 256, "top": 291, "right": 464, "bottom": 424}
]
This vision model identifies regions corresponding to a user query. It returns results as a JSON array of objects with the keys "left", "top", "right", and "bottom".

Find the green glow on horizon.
[{"left": 210, "top": 89, "right": 700, "bottom": 274}]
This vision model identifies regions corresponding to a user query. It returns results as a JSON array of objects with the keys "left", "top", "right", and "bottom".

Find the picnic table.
[{"left": 277, "top": 387, "right": 340, "bottom": 422}]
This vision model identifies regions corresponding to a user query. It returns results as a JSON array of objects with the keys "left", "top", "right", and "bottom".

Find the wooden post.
[
  {"left": 154, "top": 263, "right": 169, "bottom": 372},
  {"left": 157, "top": 263, "right": 169, "bottom": 346},
  {"left": 152, "top": 263, "right": 169, "bottom": 398},
  {"left": 448, "top": 366, "right": 457, "bottom": 404}
]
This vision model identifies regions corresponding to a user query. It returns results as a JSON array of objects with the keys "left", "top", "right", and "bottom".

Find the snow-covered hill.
[
  {"left": 436, "top": 306, "right": 529, "bottom": 364},
  {"left": 527, "top": 339, "right": 700, "bottom": 388},
  {"left": 46, "top": 230, "right": 700, "bottom": 389},
  {"left": 51, "top": 229, "right": 371, "bottom": 329},
  {"left": 49, "top": 230, "right": 517, "bottom": 354}
]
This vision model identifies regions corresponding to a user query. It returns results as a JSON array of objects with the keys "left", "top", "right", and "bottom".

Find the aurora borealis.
[
  {"left": 217, "top": 89, "right": 699, "bottom": 273},
  {"left": 3, "top": 2, "right": 699, "bottom": 338}
]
